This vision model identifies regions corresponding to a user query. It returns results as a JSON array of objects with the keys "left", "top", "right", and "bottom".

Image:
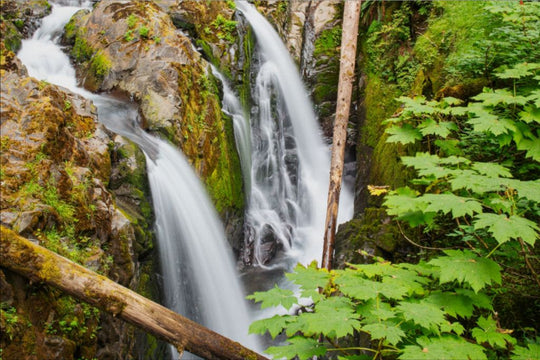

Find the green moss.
[
  {"left": 1, "top": 21, "right": 22, "bottom": 52},
  {"left": 314, "top": 27, "right": 342, "bottom": 57},
  {"left": 89, "top": 51, "right": 111, "bottom": 78}
]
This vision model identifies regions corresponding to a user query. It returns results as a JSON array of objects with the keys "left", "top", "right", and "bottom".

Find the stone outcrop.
[
  {"left": 0, "top": 41, "right": 157, "bottom": 359},
  {"left": 0, "top": 0, "right": 51, "bottom": 52},
  {"left": 63, "top": 0, "right": 244, "bottom": 227}
]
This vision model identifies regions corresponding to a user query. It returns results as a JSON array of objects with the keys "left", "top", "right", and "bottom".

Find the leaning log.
[
  {"left": 0, "top": 226, "right": 267, "bottom": 360},
  {"left": 322, "top": 0, "right": 362, "bottom": 270}
]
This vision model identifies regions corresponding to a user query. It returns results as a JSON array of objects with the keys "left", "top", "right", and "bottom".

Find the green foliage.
[
  {"left": 211, "top": 14, "right": 237, "bottom": 43},
  {"left": 249, "top": 259, "right": 523, "bottom": 359},
  {"left": 138, "top": 26, "right": 150, "bottom": 39},
  {"left": 127, "top": 14, "right": 138, "bottom": 29},
  {"left": 124, "top": 29, "right": 134, "bottom": 42},
  {"left": 89, "top": 51, "right": 111, "bottom": 78},
  {"left": 0, "top": 303, "right": 21, "bottom": 341}
]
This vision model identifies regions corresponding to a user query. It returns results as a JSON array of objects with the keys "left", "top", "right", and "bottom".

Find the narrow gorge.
[{"left": 1, "top": 1, "right": 538, "bottom": 360}]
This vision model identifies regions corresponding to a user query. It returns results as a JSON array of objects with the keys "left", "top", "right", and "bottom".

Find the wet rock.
[
  {"left": 67, "top": 1, "right": 245, "bottom": 225},
  {"left": 0, "top": 40, "right": 151, "bottom": 359},
  {"left": 334, "top": 208, "right": 401, "bottom": 268}
]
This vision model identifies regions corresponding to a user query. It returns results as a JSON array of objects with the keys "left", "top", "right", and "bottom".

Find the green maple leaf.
[
  {"left": 450, "top": 170, "right": 506, "bottom": 194},
  {"left": 399, "top": 336, "right": 487, "bottom": 360},
  {"left": 455, "top": 289, "right": 493, "bottom": 311},
  {"left": 398, "top": 96, "right": 437, "bottom": 115},
  {"left": 384, "top": 191, "right": 426, "bottom": 216},
  {"left": 471, "top": 162, "right": 513, "bottom": 178},
  {"left": 386, "top": 124, "right": 423, "bottom": 144},
  {"left": 425, "top": 291, "right": 475, "bottom": 318},
  {"left": 507, "top": 179, "right": 540, "bottom": 202},
  {"left": 473, "top": 89, "right": 529, "bottom": 106},
  {"left": 519, "top": 105, "right": 540, "bottom": 124},
  {"left": 363, "top": 322, "right": 406, "bottom": 345},
  {"left": 422, "top": 193, "right": 483, "bottom": 218},
  {"left": 511, "top": 342, "right": 540, "bottom": 360},
  {"left": 496, "top": 62, "right": 540, "bottom": 79},
  {"left": 516, "top": 136, "right": 540, "bottom": 161},
  {"left": 428, "top": 250, "right": 501, "bottom": 292},
  {"left": 246, "top": 285, "right": 297, "bottom": 310},
  {"left": 527, "top": 89, "right": 540, "bottom": 107},
  {"left": 335, "top": 270, "right": 409, "bottom": 301},
  {"left": 440, "top": 321, "right": 465, "bottom": 336},
  {"left": 396, "top": 301, "right": 446, "bottom": 332},
  {"left": 286, "top": 262, "right": 330, "bottom": 301},
  {"left": 357, "top": 299, "right": 396, "bottom": 323},
  {"left": 419, "top": 119, "right": 458, "bottom": 138},
  {"left": 249, "top": 314, "right": 292, "bottom": 339},
  {"left": 265, "top": 336, "right": 327, "bottom": 360},
  {"left": 299, "top": 297, "right": 361, "bottom": 338},
  {"left": 402, "top": 152, "right": 455, "bottom": 178},
  {"left": 474, "top": 213, "right": 539, "bottom": 245},
  {"left": 472, "top": 316, "right": 516, "bottom": 348}
]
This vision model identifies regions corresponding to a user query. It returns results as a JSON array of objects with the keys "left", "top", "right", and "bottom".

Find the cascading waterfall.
[
  {"left": 17, "top": 1, "right": 259, "bottom": 358},
  {"left": 235, "top": 1, "right": 354, "bottom": 267}
]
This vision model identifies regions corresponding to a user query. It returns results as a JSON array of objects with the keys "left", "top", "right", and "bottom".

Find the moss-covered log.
[{"left": 0, "top": 226, "right": 266, "bottom": 360}]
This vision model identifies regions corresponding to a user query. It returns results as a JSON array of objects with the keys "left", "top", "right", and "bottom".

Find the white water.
[
  {"left": 17, "top": 2, "right": 258, "bottom": 358},
  {"left": 236, "top": 1, "right": 354, "bottom": 267}
]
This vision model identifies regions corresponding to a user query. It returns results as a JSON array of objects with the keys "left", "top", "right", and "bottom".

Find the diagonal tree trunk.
[
  {"left": 0, "top": 226, "right": 267, "bottom": 360},
  {"left": 322, "top": 0, "right": 362, "bottom": 270}
]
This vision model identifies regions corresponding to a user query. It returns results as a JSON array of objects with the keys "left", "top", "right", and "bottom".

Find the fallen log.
[{"left": 0, "top": 226, "right": 267, "bottom": 360}]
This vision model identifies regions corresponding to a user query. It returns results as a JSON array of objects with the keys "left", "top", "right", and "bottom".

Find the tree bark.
[
  {"left": 322, "top": 0, "right": 361, "bottom": 270},
  {"left": 0, "top": 226, "right": 267, "bottom": 360}
]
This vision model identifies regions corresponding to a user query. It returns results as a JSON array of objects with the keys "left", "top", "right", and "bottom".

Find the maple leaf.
[
  {"left": 455, "top": 289, "right": 493, "bottom": 311},
  {"left": 519, "top": 105, "right": 540, "bottom": 124},
  {"left": 473, "top": 89, "right": 529, "bottom": 106},
  {"left": 474, "top": 213, "right": 539, "bottom": 245},
  {"left": 265, "top": 336, "right": 327, "bottom": 360},
  {"left": 396, "top": 301, "right": 446, "bottom": 332},
  {"left": 286, "top": 262, "right": 330, "bottom": 301},
  {"left": 425, "top": 291, "right": 475, "bottom": 318},
  {"left": 516, "top": 136, "right": 540, "bottom": 161},
  {"left": 363, "top": 322, "right": 406, "bottom": 345},
  {"left": 419, "top": 119, "right": 458, "bottom": 138},
  {"left": 335, "top": 270, "right": 409, "bottom": 301},
  {"left": 511, "top": 342, "right": 540, "bottom": 360},
  {"left": 440, "top": 321, "right": 466, "bottom": 336},
  {"left": 399, "top": 336, "right": 487, "bottom": 360},
  {"left": 421, "top": 193, "right": 483, "bottom": 218},
  {"left": 507, "top": 179, "right": 540, "bottom": 202},
  {"left": 428, "top": 250, "right": 501, "bottom": 292},
  {"left": 471, "top": 162, "right": 513, "bottom": 178},
  {"left": 496, "top": 62, "right": 540, "bottom": 79},
  {"left": 299, "top": 297, "right": 361, "bottom": 338},
  {"left": 357, "top": 299, "right": 396, "bottom": 323},
  {"left": 246, "top": 285, "right": 297, "bottom": 310},
  {"left": 249, "top": 314, "right": 292, "bottom": 339},
  {"left": 450, "top": 170, "right": 506, "bottom": 194},
  {"left": 472, "top": 316, "right": 516, "bottom": 348},
  {"left": 386, "top": 124, "right": 423, "bottom": 144}
]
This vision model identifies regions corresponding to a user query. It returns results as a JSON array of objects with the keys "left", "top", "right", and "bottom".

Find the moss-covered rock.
[
  {"left": 334, "top": 208, "right": 403, "bottom": 268},
  {"left": 65, "top": 1, "right": 244, "bottom": 223},
  {"left": 0, "top": 40, "right": 154, "bottom": 359}
]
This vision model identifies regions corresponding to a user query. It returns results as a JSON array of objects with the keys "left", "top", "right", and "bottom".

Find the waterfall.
[
  {"left": 17, "top": 2, "right": 259, "bottom": 358},
  {"left": 235, "top": 1, "right": 354, "bottom": 267}
]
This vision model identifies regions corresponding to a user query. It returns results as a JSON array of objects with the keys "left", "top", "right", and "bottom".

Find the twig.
[
  {"left": 396, "top": 221, "right": 450, "bottom": 251},
  {"left": 518, "top": 238, "right": 540, "bottom": 288}
]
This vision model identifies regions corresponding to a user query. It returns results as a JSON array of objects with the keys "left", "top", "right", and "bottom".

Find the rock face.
[
  {"left": 64, "top": 0, "right": 244, "bottom": 237},
  {"left": 0, "top": 0, "right": 51, "bottom": 52},
  {"left": 0, "top": 41, "right": 157, "bottom": 359}
]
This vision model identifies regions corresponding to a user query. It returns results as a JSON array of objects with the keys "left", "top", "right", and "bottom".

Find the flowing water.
[
  {"left": 235, "top": 1, "right": 354, "bottom": 268},
  {"left": 17, "top": 1, "right": 258, "bottom": 358}
]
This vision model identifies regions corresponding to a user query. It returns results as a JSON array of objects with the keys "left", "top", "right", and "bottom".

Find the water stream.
[
  {"left": 17, "top": 1, "right": 258, "bottom": 358},
  {"left": 235, "top": 1, "right": 354, "bottom": 268}
]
